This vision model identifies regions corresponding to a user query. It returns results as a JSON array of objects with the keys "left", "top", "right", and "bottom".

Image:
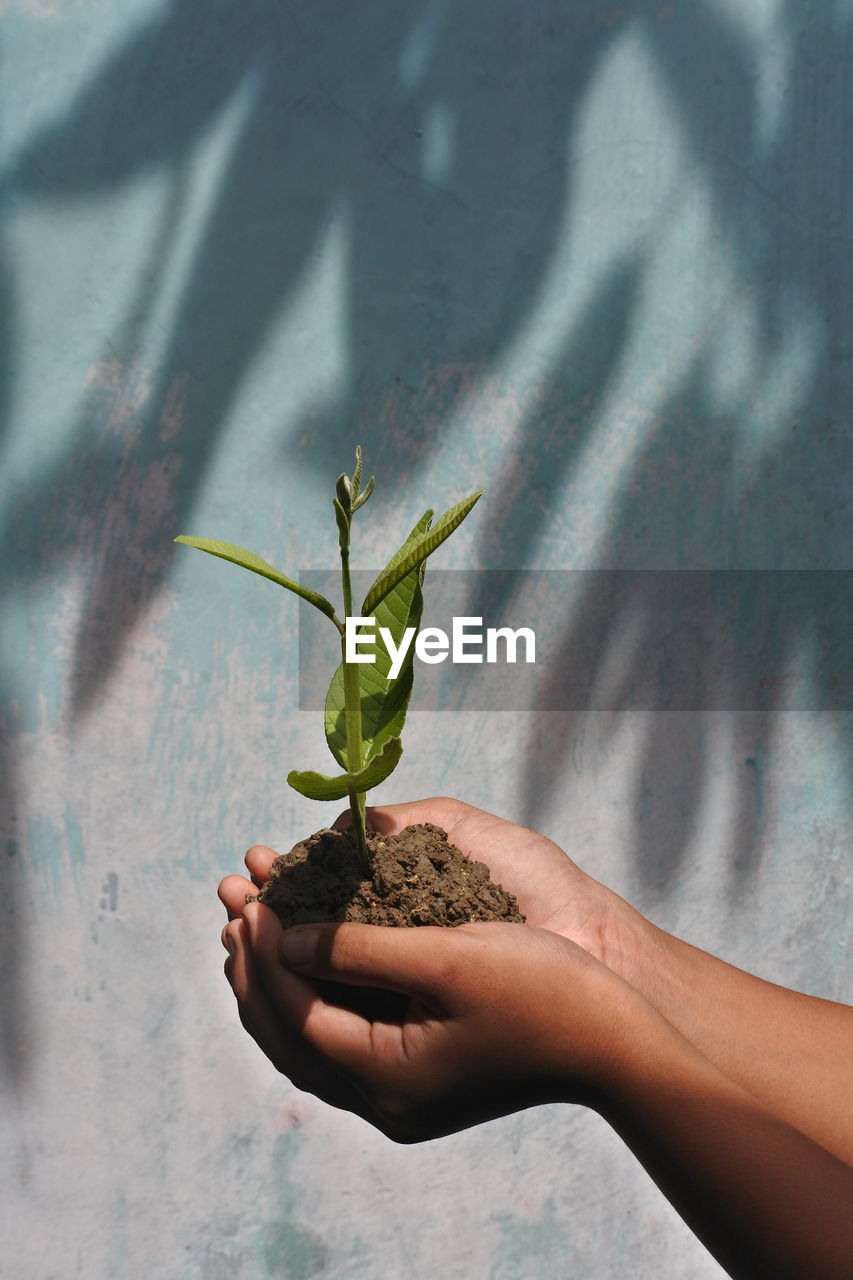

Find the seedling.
[{"left": 175, "top": 448, "right": 482, "bottom": 871}]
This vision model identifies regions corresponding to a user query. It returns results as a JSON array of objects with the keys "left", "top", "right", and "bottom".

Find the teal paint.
[
  {"left": 177, "top": 1129, "right": 347, "bottom": 1280},
  {"left": 489, "top": 1196, "right": 579, "bottom": 1279},
  {"left": 25, "top": 813, "right": 64, "bottom": 899},
  {"left": 259, "top": 1134, "right": 330, "bottom": 1279}
]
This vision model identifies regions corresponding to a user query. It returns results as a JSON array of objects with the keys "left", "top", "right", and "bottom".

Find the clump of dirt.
[{"left": 248, "top": 822, "right": 524, "bottom": 928}]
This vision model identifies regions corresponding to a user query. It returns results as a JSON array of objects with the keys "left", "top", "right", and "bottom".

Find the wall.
[{"left": 2, "top": 2, "right": 851, "bottom": 1276}]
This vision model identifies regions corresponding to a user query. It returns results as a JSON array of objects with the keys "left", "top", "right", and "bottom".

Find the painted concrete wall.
[{"left": 2, "top": 2, "right": 851, "bottom": 1276}]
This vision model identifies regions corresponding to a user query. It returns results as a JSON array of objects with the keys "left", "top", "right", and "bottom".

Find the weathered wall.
[{"left": 2, "top": 2, "right": 851, "bottom": 1276}]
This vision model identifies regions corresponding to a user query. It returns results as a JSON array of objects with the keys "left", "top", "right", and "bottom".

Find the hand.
[
  {"left": 218, "top": 803, "right": 853, "bottom": 1276},
  {"left": 222, "top": 906, "right": 642, "bottom": 1142},
  {"left": 216, "top": 796, "right": 649, "bottom": 1138}
]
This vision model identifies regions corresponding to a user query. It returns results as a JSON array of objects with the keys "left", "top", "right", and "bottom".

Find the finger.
[
  {"left": 277, "top": 919, "right": 468, "bottom": 1009},
  {"left": 241, "top": 903, "right": 361, "bottom": 1030},
  {"left": 368, "top": 798, "right": 470, "bottom": 837},
  {"left": 223, "top": 918, "right": 249, "bottom": 993},
  {"left": 218, "top": 874, "right": 258, "bottom": 920},
  {"left": 236, "top": 906, "right": 392, "bottom": 1112},
  {"left": 333, "top": 797, "right": 476, "bottom": 840},
  {"left": 225, "top": 919, "right": 315, "bottom": 1080},
  {"left": 244, "top": 843, "right": 278, "bottom": 885},
  {"left": 240, "top": 904, "right": 365, "bottom": 1036},
  {"left": 222, "top": 924, "right": 265, "bottom": 1042}
]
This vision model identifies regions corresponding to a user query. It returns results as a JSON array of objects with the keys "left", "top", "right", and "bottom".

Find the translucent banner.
[{"left": 297, "top": 570, "right": 853, "bottom": 712}]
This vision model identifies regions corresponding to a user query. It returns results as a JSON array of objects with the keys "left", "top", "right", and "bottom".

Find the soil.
[{"left": 248, "top": 822, "right": 524, "bottom": 928}]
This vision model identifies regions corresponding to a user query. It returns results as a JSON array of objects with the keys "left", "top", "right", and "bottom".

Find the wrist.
[
  {"left": 543, "top": 945, "right": 665, "bottom": 1108},
  {"left": 564, "top": 875, "right": 663, "bottom": 983},
  {"left": 580, "top": 970, "right": 739, "bottom": 1125},
  {"left": 589, "top": 883, "right": 682, "bottom": 1015}
]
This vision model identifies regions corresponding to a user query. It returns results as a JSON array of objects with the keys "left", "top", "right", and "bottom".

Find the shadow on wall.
[
  {"left": 511, "top": 2, "right": 853, "bottom": 900},
  {"left": 4, "top": 0, "right": 624, "bottom": 717},
  {"left": 1, "top": 0, "right": 852, "bottom": 1081}
]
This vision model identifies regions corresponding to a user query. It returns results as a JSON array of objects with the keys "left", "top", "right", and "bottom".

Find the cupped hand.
[
  {"left": 223, "top": 906, "right": 642, "bottom": 1142},
  {"left": 217, "top": 797, "right": 648, "bottom": 1135}
]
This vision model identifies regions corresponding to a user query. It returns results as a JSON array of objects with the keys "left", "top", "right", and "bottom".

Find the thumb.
[{"left": 279, "top": 922, "right": 461, "bottom": 1007}]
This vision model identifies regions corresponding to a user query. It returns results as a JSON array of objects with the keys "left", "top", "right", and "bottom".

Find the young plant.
[{"left": 175, "top": 448, "right": 482, "bottom": 871}]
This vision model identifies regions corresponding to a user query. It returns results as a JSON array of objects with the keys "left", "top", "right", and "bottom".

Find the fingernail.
[
  {"left": 223, "top": 927, "right": 237, "bottom": 957},
  {"left": 279, "top": 926, "right": 319, "bottom": 968}
]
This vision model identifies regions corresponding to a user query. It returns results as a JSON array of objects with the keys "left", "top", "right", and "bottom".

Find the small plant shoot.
[{"left": 175, "top": 448, "right": 482, "bottom": 870}]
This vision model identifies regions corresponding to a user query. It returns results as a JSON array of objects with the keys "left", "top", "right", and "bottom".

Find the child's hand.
[{"left": 222, "top": 905, "right": 641, "bottom": 1142}]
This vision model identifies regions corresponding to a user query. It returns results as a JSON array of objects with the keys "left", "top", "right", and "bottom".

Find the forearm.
[
  {"left": 596, "top": 886, "right": 853, "bottom": 1164},
  {"left": 595, "top": 1003, "right": 853, "bottom": 1280}
]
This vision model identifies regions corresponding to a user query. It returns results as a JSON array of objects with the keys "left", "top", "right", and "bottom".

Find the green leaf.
[
  {"left": 366, "top": 506, "right": 434, "bottom": 585},
  {"left": 335, "top": 474, "right": 353, "bottom": 513},
  {"left": 324, "top": 511, "right": 431, "bottom": 770},
  {"left": 351, "top": 474, "right": 375, "bottom": 513},
  {"left": 287, "top": 737, "right": 403, "bottom": 801},
  {"left": 361, "top": 490, "right": 483, "bottom": 616},
  {"left": 332, "top": 497, "right": 350, "bottom": 549},
  {"left": 174, "top": 536, "right": 338, "bottom": 621},
  {"left": 351, "top": 445, "right": 362, "bottom": 497}
]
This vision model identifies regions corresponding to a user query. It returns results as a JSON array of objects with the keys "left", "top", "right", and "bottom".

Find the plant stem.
[
  {"left": 340, "top": 538, "right": 370, "bottom": 873},
  {"left": 347, "top": 782, "right": 369, "bottom": 872}
]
